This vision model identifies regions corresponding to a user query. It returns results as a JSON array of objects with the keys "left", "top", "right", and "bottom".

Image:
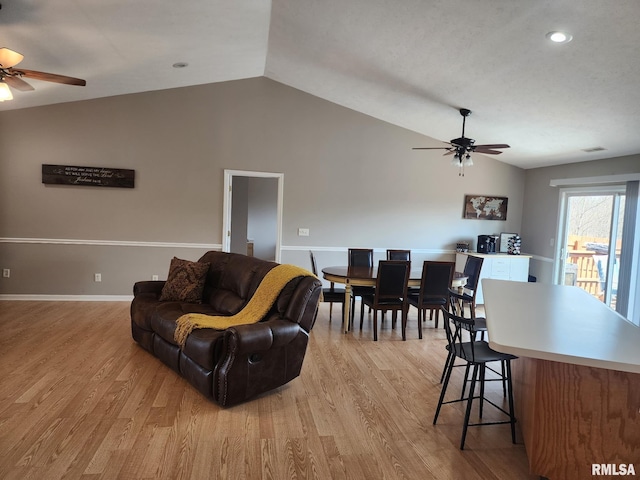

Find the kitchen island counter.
[{"left": 482, "top": 279, "right": 640, "bottom": 480}]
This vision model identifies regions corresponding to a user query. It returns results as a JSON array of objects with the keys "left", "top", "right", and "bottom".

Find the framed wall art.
[{"left": 463, "top": 195, "right": 508, "bottom": 220}]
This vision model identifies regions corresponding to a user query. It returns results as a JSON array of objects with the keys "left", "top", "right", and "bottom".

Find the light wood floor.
[{"left": 0, "top": 301, "right": 537, "bottom": 479}]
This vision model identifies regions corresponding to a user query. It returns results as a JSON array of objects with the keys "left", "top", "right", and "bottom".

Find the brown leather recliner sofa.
[{"left": 130, "top": 251, "right": 322, "bottom": 407}]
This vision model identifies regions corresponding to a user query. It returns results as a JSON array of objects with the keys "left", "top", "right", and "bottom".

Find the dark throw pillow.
[{"left": 159, "top": 257, "right": 210, "bottom": 303}]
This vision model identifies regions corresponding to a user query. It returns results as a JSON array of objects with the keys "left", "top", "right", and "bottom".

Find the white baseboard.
[{"left": 0, "top": 294, "right": 134, "bottom": 302}]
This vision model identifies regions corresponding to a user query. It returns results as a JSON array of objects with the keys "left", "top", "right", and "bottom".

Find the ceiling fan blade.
[
  {"left": 443, "top": 150, "right": 455, "bottom": 156},
  {"left": 0, "top": 47, "right": 24, "bottom": 68},
  {"left": 412, "top": 147, "right": 451, "bottom": 150},
  {"left": 15, "top": 68, "right": 86, "bottom": 86},
  {"left": 473, "top": 148, "right": 504, "bottom": 155},
  {"left": 473, "top": 144, "right": 510, "bottom": 149},
  {"left": 3, "top": 75, "right": 35, "bottom": 91}
]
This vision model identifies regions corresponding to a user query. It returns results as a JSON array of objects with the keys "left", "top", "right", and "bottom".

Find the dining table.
[{"left": 322, "top": 265, "right": 468, "bottom": 333}]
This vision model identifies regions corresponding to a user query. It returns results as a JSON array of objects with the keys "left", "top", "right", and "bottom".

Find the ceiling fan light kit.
[
  {"left": 0, "top": 81, "right": 12, "bottom": 101},
  {"left": 413, "top": 108, "right": 509, "bottom": 176},
  {"left": 0, "top": 47, "right": 86, "bottom": 101},
  {"left": 0, "top": 47, "right": 24, "bottom": 68}
]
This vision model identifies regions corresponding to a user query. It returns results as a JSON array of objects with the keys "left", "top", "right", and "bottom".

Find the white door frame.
[{"left": 222, "top": 169, "right": 284, "bottom": 262}]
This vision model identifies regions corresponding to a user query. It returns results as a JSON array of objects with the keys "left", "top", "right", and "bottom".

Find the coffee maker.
[{"left": 477, "top": 235, "right": 498, "bottom": 253}]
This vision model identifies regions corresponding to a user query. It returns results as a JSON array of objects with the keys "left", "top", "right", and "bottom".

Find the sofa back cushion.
[{"left": 198, "top": 252, "right": 278, "bottom": 315}]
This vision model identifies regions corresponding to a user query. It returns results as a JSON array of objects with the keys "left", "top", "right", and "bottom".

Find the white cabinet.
[{"left": 455, "top": 252, "right": 531, "bottom": 304}]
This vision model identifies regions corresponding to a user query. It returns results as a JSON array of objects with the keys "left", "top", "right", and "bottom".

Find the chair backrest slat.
[
  {"left": 442, "top": 300, "right": 479, "bottom": 362},
  {"left": 309, "top": 251, "right": 319, "bottom": 276}
]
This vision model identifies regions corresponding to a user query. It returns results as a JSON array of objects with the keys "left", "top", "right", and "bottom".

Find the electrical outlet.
[
  {"left": 298, "top": 228, "right": 310, "bottom": 237},
  {"left": 2, "top": 268, "right": 9, "bottom": 278},
  {"left": 152, "top": 275, "right": 159, "bottom": 281},
  {"left": 94, "top": 273, "right": 102, "bottom": 282}
]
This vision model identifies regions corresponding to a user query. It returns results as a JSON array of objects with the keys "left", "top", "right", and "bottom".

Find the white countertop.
[
  {"left": 457, "top": 251, "right": 532, "bottom": 258},
  {"left": 482, "top": 279, "right": 640, "bottom": 374}
]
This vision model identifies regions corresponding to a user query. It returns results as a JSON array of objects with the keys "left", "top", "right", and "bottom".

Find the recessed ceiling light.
[
  {"left": 546, "top": 31, "right": 573, "bottom": 44},
  {"left": 172, "top": 62, "right": 188, "bottom": 68}
]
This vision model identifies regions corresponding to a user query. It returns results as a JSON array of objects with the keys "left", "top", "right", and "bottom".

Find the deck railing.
[
  {"left": 565, "top": 252, "right": 601, "bottom": 295},
  {"left": 566, "top": 235, "right": 621, "bottom": 299}
]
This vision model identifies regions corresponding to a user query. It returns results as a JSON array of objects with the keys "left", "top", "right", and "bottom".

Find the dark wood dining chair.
[
  {"left": 349, "top": 248, "right": 374, "bottom": 267},
  {"left": 386, "top": 249, "right": 411, "bottom": 261},
  {"left": 387, "top": 249, "right": 416, "bottom": 295},
  {"left": 360, "top": 260, "right": 411, "bottom": 341},
  {"left": 407, "top": 261, "right": 455, "bottom": 337},
  {"left": 309, "top": 251, "right": 345, "bottom": 321},
  {"left": 434, "top": 305, "right": 517, "bottom": 450},
  {"left": 348, "top": 248, "right": 374, "bottom": 325}
]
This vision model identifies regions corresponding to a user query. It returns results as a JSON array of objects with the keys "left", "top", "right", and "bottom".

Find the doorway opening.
[{"left": 222, "top": 170, "right": 283, "bottom": 262}]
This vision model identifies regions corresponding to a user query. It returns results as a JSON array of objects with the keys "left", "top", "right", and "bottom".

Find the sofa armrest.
[
  {"left": 133, "top": 280, "right": 166, "bottom": 297},
  {"left": 278, "top": 276, "right": 322, "bottom": 332},
  {"left": 226, "top": 319, "right": 302, "bottom": 354},
  {"left": 214, "top": 319, "right": 308, "bottom": 406}
]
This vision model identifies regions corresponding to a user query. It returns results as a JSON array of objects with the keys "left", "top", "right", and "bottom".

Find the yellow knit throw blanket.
[{"left": 174, "top": 264, "right": 315, "bottom": 348}]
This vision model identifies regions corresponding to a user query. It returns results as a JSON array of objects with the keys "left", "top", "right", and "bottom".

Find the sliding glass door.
[{"left": 555, "top": 186, "right": 625, "bottom": 310}]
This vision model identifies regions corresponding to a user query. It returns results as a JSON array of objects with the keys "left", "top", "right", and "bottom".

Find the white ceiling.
[{"left": 2, "top": 0, "right": 640, "bottom": 169}]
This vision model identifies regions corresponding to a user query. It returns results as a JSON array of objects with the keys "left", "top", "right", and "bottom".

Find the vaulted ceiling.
[{"left": 1, "top": 0, "right": 639, "bottom": 169}]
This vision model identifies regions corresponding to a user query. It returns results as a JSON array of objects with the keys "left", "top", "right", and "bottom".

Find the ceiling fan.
[
  {"left": 413, "top": 108, "right": 510, "bottom": 175},
  {"left": 0, "top": 47, "right": 86, "bottom": 101}
]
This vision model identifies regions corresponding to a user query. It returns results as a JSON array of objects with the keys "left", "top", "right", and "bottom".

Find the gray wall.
[
  {"left": 521, "top": 155, "right": 640, "bottom": 283},
  {"left": 0, "top": 77, "right": 526, "bottom": 297}
]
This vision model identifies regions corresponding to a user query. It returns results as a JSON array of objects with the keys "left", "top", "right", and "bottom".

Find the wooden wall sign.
[{"left": 42, "top": 164, "right": 135, "bottom": 188}]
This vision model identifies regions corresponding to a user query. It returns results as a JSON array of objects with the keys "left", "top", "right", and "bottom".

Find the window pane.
[{"left": 564, "top": 195, "right": 612, "bottom": 299}]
